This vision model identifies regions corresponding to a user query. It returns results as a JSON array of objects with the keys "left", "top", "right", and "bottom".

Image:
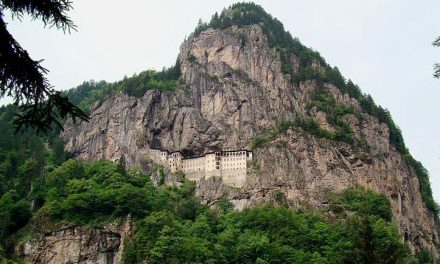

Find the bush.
[
  {"left": 216, "top": 197, "right": 234, "bottom": 213},
  {"left": 330, "top": 186, "right": 392, "bottom": 221},
  {"left": 44, "top": 160, "right": 155, "bottom": 223},
  {"left": 273, "top": 190, "right": 285, "bottom": 203},
  {"left": 250, "top": 136, "right": 270, "bottom": 149},
  {"left": 293, "top": 117, "right": 334, "bottom": 140}
]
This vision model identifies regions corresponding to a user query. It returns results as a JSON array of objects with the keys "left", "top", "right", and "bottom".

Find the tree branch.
[
  {"left": 433, "top": 36, "right": 440, "bottom": 47},
  {"left": 0, "top": 0, "right": 76, "bottom": 32},
  {"left": 0, "top": 14, "right": 88, "bottom": 132}
]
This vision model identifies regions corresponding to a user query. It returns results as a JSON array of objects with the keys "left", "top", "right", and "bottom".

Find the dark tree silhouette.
[
  {"left": 434, "top": 36, "right": 440, "bottom": 79},
  {"left": 0, "top": 0, "right": 89, "bottom": 132}
]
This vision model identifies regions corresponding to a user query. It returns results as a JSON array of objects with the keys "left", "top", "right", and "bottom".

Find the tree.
[
  {"left": 0, "top": 0, "right": 89, "bottom": 132},
  {"left": 434, "top": 36, "right": 440, "bottom": 79}
]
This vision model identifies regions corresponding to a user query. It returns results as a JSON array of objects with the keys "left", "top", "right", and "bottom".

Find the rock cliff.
[
  {"left": 18, "top": 216, "right": 133, "bottom": 264},
  {"left": 62, "top": 24, "right": 439, "bottom": 256}
]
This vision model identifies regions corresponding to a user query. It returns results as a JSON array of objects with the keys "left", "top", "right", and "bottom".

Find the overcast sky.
[{"left": 3, "top": 0, "right": 440, "bottom": 203}]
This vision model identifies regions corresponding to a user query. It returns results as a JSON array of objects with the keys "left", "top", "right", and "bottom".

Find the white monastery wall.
[{"left": 148, "top": 148, "right": 252, "bottom": 188}]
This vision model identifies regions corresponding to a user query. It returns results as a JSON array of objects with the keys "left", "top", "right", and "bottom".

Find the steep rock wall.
[{"left": 62, "top": 25, "right": 439, "bottom": 256}]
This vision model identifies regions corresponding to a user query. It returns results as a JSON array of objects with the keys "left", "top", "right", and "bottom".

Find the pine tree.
[{"left": 0, "top": 0, "right": 89, "bottom": 132}]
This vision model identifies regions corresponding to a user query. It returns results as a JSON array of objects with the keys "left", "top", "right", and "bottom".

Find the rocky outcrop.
[
  {"left": 63, "top": 26, "right": 307, "bottom": 164},
  {"left": 62, "top": 25, "right": 439, "bottom": 256},
  {"left": 18, "top": 216, "right": 133, "bottom": 264}
]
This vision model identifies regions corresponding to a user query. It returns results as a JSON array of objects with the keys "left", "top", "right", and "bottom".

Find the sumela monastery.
[{"left": 149, "top": 148, "right": 253, "bottom": 188}]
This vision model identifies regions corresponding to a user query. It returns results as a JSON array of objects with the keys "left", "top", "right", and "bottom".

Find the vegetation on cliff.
[
  {"left": 63, "top": 60, "right": 181, "bottom": 114},
  {"left": 3, "top": 154, "right": 418, "bottom": 263},
  {"left": 0, "top": 105, "right": 66, "bottom": 260}
]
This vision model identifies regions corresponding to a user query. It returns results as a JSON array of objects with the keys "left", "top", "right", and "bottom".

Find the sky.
[{"left": 2, "top": 0, "right": 440, "bottom": 203}]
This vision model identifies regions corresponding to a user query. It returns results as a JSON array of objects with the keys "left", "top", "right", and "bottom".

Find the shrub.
[
  {"left": 273, "top": 190, "right": 285, "bottom": 203},
  {"left": 330, "top": 186, "right": 392, "bottom": 221},
  {"left": 250, "top": 136, "right": 270, "bottom": 149}
]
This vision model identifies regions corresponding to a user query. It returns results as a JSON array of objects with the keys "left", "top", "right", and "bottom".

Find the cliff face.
[
  {"left": 62, "top": 25, "right": 439, "bottom": 255},
  {"left": 18, "top": 216, "right": 133, "bottom": 264}
]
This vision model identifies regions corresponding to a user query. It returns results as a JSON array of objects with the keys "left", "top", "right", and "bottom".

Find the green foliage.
[
  {"left": 118, "top": 68, "right": 179, "bottom": 97},
  {"left": 416, "top": 247, "right": 435, "bottom": 263},
  {"left": 63, "top": 80, "right": 110, "bottom": 115},
  {"left": 279, "top": 115, "right": 355, "bottom": 145},
  {"left": 2, "top": 155, "right": 404, "bottom": 263},
  {"left": 251, "top": 115, "right": 354, "bottom": 149},
  {"left": 252, "top": 158, "right": 261, "bottom": 171},
  {"left": 308, "top": 85, "right": 357, "bottom": 144},
  {"left": 404, "top": 155, "right": 439, "bottom": 217},
  {"left": 63, "top": 61, "right": 181, "bottom": 113},
  {"left": 156, "top": 165, "right": 166, "bottom": 186},
  {"left": 250, "top": 135, "right": 270, "bottom": 149},
  {"left": 330, "top": 187, "right": 411, "bottom": 263},
  {"left": 216, "top": 197, "right": 234, "bottom": 213},
  {"left": 126, "top": 201, "right": 412, "bottom": 263},
  {"left": 121, "top": 239, "right": 137, "bottom": 264},
  {"left": 44, "top": 160, "right": 155, "bottom": 223},
  {"left": 292, "top": 117, "right": 334, "bottom": 140},
  {"left": 330, "top": 187, "right": 392, "bottom": 221},
  {"left": 344, "top": 215, "right": 409, "bottom": 263},
  {"left": 0, "top": 105, "right": 74, "bottom": 259},
  {"left": 0, "top": 191, "right": 31, "bottom": 243},
  {"left": 273, "top": 190, "right": 285, "bottom": 203}
]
